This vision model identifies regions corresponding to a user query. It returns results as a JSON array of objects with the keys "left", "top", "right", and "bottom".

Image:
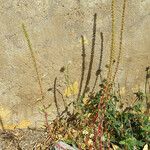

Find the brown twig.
[
  {"left": 48, "top": 87, "right": 67, "bottom": 110},
  {"left": 54, "top": 77, "right": 60, "bottom": 116},
  {"left": 56, "top": 89, "right": 67, "bottom": 109}
]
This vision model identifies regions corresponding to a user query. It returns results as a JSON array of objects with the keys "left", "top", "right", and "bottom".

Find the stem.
[
  {"left": 82, "top": 13, "right": 97, "bottom": 97},
  {"left": 54, "top": 77, "right": 60, "bottom": 116},
  {"left": 22, "top": 24, "right": 44, "bottom": 102},
  {"left": 77, "top": 35, "right": 86, "bottom": 101},
  {"left": 107, "top": 0, "right": 116, "bottom": 84},
  {"left": 92, "top": 32, "right": 104, "bottom": 93},
  {"left": 113, "top": 0, "right": 127, "bottom": 82}
]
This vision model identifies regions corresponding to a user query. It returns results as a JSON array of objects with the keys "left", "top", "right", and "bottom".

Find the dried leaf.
[
  {"left": 143, "top": 144, "right": 148, "bottom": 150},
  {"left": 112, "top": 144, "right": 120, "bottom": 150}
]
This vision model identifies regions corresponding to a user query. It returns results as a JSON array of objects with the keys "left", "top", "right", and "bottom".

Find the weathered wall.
[{"left": 0, "top": 0, "right": 150, "bottom": 129}]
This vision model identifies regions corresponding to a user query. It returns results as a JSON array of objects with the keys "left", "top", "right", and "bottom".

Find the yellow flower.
[
  {"left": 90, "top": 134, "right": 94, "bottom": 138},
  {"left": 82, "top": 130, "right": 88, "bottom": 135},
  {"left": 64, "top": 81, "right": 79, "bottom": 97}
]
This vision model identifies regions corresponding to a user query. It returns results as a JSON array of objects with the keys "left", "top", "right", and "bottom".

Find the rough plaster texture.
[{"left": 0, "top": 0, "right": 150, "bottom": 128}]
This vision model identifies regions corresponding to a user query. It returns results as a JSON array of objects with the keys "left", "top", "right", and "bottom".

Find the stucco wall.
[{"left": 0, "top": 0, "right": 150, "bottom": 128}]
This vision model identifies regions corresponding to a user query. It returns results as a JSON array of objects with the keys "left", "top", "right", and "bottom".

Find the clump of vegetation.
[
  {"left": 43, "top": 80, "right": 149, "bottom": 149},
  {"left": 21, "top": 0, "right": 149, "bottom": 149}
]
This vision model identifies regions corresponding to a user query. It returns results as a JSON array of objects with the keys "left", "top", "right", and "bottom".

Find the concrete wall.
[{"left": 0, "top": 0, "right": 150, "bottom": 129}]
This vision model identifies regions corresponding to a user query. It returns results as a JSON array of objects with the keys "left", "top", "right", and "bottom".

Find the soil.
[{"left": 0, "top": 128, "right": 48, "bottom": 150}]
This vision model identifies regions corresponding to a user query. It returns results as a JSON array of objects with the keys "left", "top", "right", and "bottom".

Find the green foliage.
[
  {"left": 104, "top": 94, "right": 149, "bottom": 149},
  {"left": 77, "top": 87, "right": 149, "bottom": 149},
  {"left": 44, "top": 79, "right": 149, "bottom": 149}
]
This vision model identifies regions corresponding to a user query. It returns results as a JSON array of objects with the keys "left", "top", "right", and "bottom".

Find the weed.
[
  {"left": 82, "top": 13, "right": 97, "bottom": 97},
  {"left": 77, "top": 35, "right": 86, "bottom": 101},
  {"left": 20, "top": 1, "right": 149, "bottom": 150},
  {"left": 113, "top": 0, "right": 127, "bottom": 82},
  {"left": 22, "top": 24, "right": 44, "bottom": 103},
  {"left": 92, "top": 32, "right": 104, "bottom": 93},
  {"left": 107, "top": 0, "right": 116, "bottom": 84},
  {"left": 44, "top": 80, "right": 149, "bottom": 149},
  {"left": 22, "top": 24, "right": 50, "bottom": 131}
]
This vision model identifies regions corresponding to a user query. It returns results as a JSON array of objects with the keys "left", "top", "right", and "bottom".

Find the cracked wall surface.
[{"left": 0, "top": 0, "right": 150, "bottom": 128}]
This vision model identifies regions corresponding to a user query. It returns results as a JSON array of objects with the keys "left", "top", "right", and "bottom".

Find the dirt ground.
[{"left": 0, "top": 128, "right": 48, "bottom": 150}]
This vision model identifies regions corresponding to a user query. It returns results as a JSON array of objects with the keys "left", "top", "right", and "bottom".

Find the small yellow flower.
[
  {"left": 90, "top": 134, "right": 94, "bottom": 138},
  {"left": 64, "top": 81, "right": 79, "bottom": 97},
  {"left": 82, "top": 130, "right": 88, "bottom": 135}
]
